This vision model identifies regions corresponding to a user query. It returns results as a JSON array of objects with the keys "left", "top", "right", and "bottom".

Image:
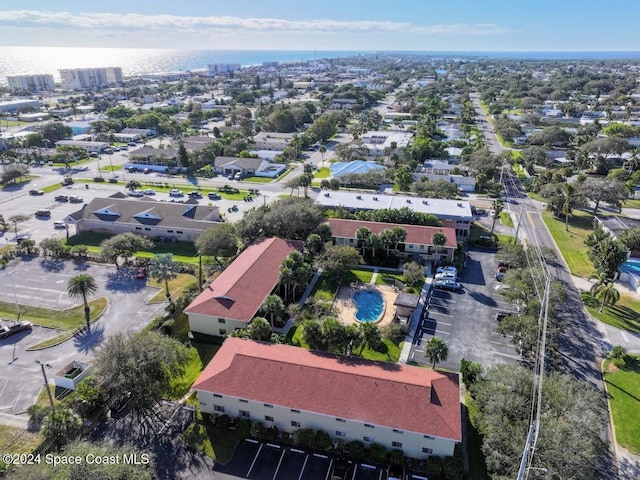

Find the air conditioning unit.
[
  {"left": 422, "top": 200, "right": 428, "bottom": 205},
  {"left": 373, "top": 197, "right": 378, "bottom": 201}
]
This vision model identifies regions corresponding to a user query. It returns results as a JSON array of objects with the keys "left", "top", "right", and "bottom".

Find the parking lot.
[
  {"left": 410, "top": 249, "right": 522, "bottom": 370},
  {"left": 215, "top": 440, "right": 390, "bottom": 480}
]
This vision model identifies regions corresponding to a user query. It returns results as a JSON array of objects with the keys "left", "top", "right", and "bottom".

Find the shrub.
[
  {"left": 314, "top": 430, "right": 332, "bottom": 451},
  {"left": 216, "top": 414, "right": 231, "bottom": 430},
  {"left": 26, "top": 404, "right": 49, "bottom": 425},
  {"left": 250, "top": 421, "right": 265, "bottom": 439},
  {"left": 390, "top": 449, "right": 404, "bottom": 466},
  {"left": 460, "top": 358, "right": 483, "bottom": 389},
  {"left": 93, "top": 177, "right": 105, "bottom": 182},
  {"left": 347, "top": 440, "right": 366, "bottom": 460},
  {"left": 265, "top": 426, "right": 279, "bottom": 441},
  {"left": 368, "top": 442, "right": 387, "bottom": 464},
  {"left": 236, "top": 419, "right": 251, "bottom": 439},
  {"left": 609, "top": 345, "right": 627, "bottom": 360},
  {"left": 381, "top": 323, "right": 406, "bottom": 343},
  {"left": 293, "top": 428, "right": 316, "bottom": 448},
  {"left": 424, "top": 455, "right": 444, "bottom": 477},
  {"left": 443, "top": 448, "right": 464, "bottom": 480}
]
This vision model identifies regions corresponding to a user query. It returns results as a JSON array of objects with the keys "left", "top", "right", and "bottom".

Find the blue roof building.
[{"left": 330, "top": 160, "right": 386, "bottom": 178}]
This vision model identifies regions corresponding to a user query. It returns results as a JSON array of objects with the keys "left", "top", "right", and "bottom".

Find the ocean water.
[
  {"left": 1, "top": 46, "right": 639, "bottom": 85},
  {"left": 0, "top": 46, "right": 368, "bottom": 84}
]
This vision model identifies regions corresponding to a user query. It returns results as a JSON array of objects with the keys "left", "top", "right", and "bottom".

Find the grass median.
[
  {"left": 0, "top": 297, "right": 107, "bottom": 330},
  {"left": 603, "top": 355, "right": 640, "bottom": 454}
]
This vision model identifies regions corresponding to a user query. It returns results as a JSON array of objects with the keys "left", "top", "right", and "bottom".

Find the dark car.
[
  {"left": 495, "top": 311, "right": 511, "bottom": 322},
  {"left": 55, "top": 194, "right": 69, "bottom": 202},
  {"left": 475, "top": 208, "right": 486, "bottom": 215},
  {"left": 207, "top": 192, "right": 221, "bottom": 200},
  {"left": 188, "top": 191, "right": 203, "bottom": 198},
  {"left": 0, "top": 321, "right": 33, "bottom": 340},
  {"left": 29, "top": 189, "right": 44, "bottom": 195},
  {"left": 69, "top": 195, "right": 83, "bottom": 203}
]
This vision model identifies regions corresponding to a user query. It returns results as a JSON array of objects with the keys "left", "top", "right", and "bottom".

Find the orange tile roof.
[
  {"left": 194, "top": 337, "right": 462, "bottom": 442},
  {"left": 185, "top": 238, "right": 302, "bottom": 322},
  {"left": 326, "top": 219, "right": 458, "bottom": 248}
]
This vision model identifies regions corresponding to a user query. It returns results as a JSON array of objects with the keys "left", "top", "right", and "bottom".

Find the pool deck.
[{"left": 335, "top": 284, "right": 397, "bottom": 326}]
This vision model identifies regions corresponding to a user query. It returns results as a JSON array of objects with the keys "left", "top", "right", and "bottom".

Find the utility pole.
[
  {"left": 4, "top": 270, "right": 20, "bottom": 319},
  {"left": 35, "top": 360, "right": 55, "bottom": 415}
]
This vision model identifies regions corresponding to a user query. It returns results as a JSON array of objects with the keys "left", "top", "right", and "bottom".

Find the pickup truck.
[{"left": 0, "top": 321, "right": 33, "bottom": 340}]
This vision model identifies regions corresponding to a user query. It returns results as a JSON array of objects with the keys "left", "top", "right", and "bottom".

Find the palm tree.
[
  {"left": 424, "top": 336, "right": 449, "bottom": 369},
  {"left": 319, "top": 145, "right": 327, "bottom": 168},
  {"left": 561, "top": 183, "right": 584, "bottom": 231},
  {"left": 148, "top": 253, "right": 180, "bottom": 302},
  {"left": 591, "top": 280, "right": 620, "bottom": 312},
  {"left": 589, "top": 271, "right": 611, "bottom": 293},
  {"left": 490, "top": 199, "right": 504, "bottom": 234},
  {"left": 431, "top": 231, "right": 447, "bottom": 262},
  {"left": 126, "top": 180, "right": 141, "bottom": 191},
  {"left": 391, "top": 227, "right": 407, "bottom": 251},
  {"left": 262, "top": 294, "right": 285, "bottom": 327},
  {"left": 366, "top": 233, "right": 382, "bottom": 257},
  {"left": 356, "top": 227, "right": 371, "bottom": 255},
  {"left": 67, "top": 274, "right": 98, "bottom": 330}
]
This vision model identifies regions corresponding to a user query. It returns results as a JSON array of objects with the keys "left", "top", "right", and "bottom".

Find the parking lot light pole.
[
  {"left": 35, "top": 360, "right": 55, "bottom": 415},
  {"left": 4, "top": 270, "right": 20, "bottom": 319}
]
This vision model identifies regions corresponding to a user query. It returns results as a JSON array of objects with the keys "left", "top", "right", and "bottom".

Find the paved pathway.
[{"left": 369, "top": 267, "right": 379, "bottom": 284}]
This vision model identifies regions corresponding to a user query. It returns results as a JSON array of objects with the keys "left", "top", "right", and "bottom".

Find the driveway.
[
  {"left": 409, "top": 249, "right": 522, "bottom": 370},
  {"left": 0, "top": 258, "right": 164, "bottom": 415}
]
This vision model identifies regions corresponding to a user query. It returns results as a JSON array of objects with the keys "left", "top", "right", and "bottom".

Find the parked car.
[
  {"left": 475, "top": 208, "right": 486, "bottom": 215},
  {"left": 495, "top": 284, "right": 510, "bottom": 292},
  {"left": 143, "top": 168, "right": 152, "bottom": 174},
  {"left": 135, "top": 268, "right": 147, "bottom": 279},
  {"left": 188, "top": 191, "right": 203, "bottom": 198},
  {"left": 0, "top": 321, "right": 32, "bottom": 340},
  {"left": 53, "top": 221, "right": 66, "bottom": 229},
  {"left": 436, "top": 266, "right": 457, "bottom": 275},
  {"left": 69, "top": 196, "right": 83, "bottom": 203},
  {"left": 128, "top": 190, "right": 144, "bottom": 197},
  {"left": 495, "top": 272, "right": 504, "bottom": 281},
  {"left": 35, "top": 210, "right": 51, "bottom": 218},
  {"left": 495, "top": 311, "right": 511, "bottom": 322},
  {"left": 142, "top": 189, "right": 155, "bottom": 195},
  {"left": 89, "top": 152, "right": 99, "bottom": 158},
  {"left": 435, "top": 272, "right": 456, "bottom": 281},
  {"left": 128, "top": 142, "right": 138, "bottom": 147},
  {"left": 490, "top": 209, "right": 496, "bottom": 217},
  {"left": 169, "top": 189, "right": 184, "bottom": 197},
  {"left": 434, "top": 279, "right": 462, "bottom": 291},
  {"left": 54, "top": 194, "right": 69, "bottom": 202},
  {"left": 207, "top": 192, "right": 221, "bottom": 200},
  {"left": 497, "top": 265, "right": 508, "bottom": 273},
  {"left": 29, "top": 189, "right": 44, "bottom": 195}
]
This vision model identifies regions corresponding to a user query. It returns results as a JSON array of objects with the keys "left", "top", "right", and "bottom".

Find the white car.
[
  {"left": 169, "top": 189, "right": 184, "bottom": 197},
  {"left": 128, "top": 190, "right": 144, "bottom": 197},
  {"left": 495, "top": 284, "right": 511, "bottom": 292},
  {"left": 143, "top": 189, "right": 155, "bottom": 195},
  {"left": 490, "top": 210, "right": 496, "bottom": 217},
  {"left": 435, "top": 272, "right": 456, "bottom": 281},
  {"left": 436, "top": 266, "right": 457, "bottom": 275},
  {"left": 53, "top": 221, "right": 66, "bottom": 229}
]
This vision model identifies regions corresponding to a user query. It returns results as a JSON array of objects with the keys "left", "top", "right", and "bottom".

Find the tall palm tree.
[
  {"left": 391, "top": 227, "right": 407, "bottom": 251},
  {"left": 589, "top": 271, "right": 611, "bottom": 293},
  {"left": 262, "top": 294, "right": 285, "bottom": 328},
  {"left": 431, "top": 231, "right": 447, "bottom": 262},
  {"left": 67, "top": 274, "right": 98, "bottom": 331},
  {"left": 561, "top": 183, "right": 585, "bottom": 231},
  {"left": 148, "top": 253, "right": 180, "bottom": 302},
  {"left": 490, "top": 199, "right": 504, "bottom": 234},
  {"left": 319, "top": 145, "right": 327, "bottom": 168},
  {"left": 424, "top": 336, "right": 449, "bottom": 369},
  {"left": 591, "top": 281, "right": 620, "bottom": 312},
  {"left": 366, "top": 233, "right": 382, "bottom": 257},
  {"left": 356, "top": 227, "right": 371, "bottom": 255}
]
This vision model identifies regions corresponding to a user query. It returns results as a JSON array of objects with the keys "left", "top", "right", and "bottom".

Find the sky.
[{"left": 1, "top": 1, "right": 639, "bottom": 52}]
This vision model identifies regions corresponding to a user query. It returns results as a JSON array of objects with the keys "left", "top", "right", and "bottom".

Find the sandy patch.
[{"left": 335, "top": 284, "right": 398, "bottom": 327}]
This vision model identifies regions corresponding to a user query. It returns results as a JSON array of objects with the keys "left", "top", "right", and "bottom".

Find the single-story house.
[
  {"left": 252, "top": 132, "right": 297, "bottom": 151},
  {"left": 330, "top": 160, "right": 386, "bottom": 178},
  {"left": 194, "top": 337, "right": 462, "bottom": 459},
  {"left": 316, "top": 192, "right": 472, "bottom": 237},
  {"left": 185, "top": 238, "right": 303, "bottom": 336},
  {"left": 55, "top": 140, "right": 108, "bottom": 153},
  {"left": 413, "top": 172, "right": 476, "bottom": 193},
  {"left": 64, "top": 121, "right": 92, "bottom": 135},
  {"left": 326, "top": 218, "right": 457, "bottom": 263},
  {"left": 67, "top": 197, "right": 221, "bottom": 242},
  {"left": 212, "top": 156, "right": 265, "bottom": 176},
  {"left": 126, "top": 147, "right": 179, "bottom": 172},
  {"left": 113, "top": 128, "right": 155, "bottom": 142}
]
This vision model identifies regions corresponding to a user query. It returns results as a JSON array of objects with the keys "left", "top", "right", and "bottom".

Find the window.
[
  {"left": 422, "top": 447, "right": 433, "bottom": 454},
  {"left": 291, "top": 421, "right": 301, "bottom": 427},
  {"left": 167, "top": 230, "right": 174, "bottom": 233},
  {"left": 423, "top": 435, "right": 434, "bottom": 440},
  {"left": 213, "top": 394, "right": 222, "bottom": 398},
  {"left": 264, "top": 404, "right": 273, "bottom": 408},
  {"left": 135, "top": 227, "right": 141, "bottom": 230},
  {"left": 335, "top": 418, "right": 346, "bottom": 423},
  {"left": 363, "top": 436, "right": 374, "bottom": 443},
  {"left": 335, "top": 431, "right": 346, "bottom": 437},
  {"left": 199, "top": 401, "right": 207, "bottom": 406},
  {"left": 219, "top": 319, "right": 226, "bottom": 324},
  {"left": 213, "top": 405, "right": 224, "bottom": 413},
  {"left": 393, "top": 429, "right": 403, "bottom": 434},
  {"left": 239, "top": 399, "right": 248, "bottom": 403},
  {"left": 176, "top": 230, "right": 183, "bottom": 234},
  {"left": 144, "top": 227, "right": 151, "bottom": 231},
  {"left": 364, "top": 424, "right": 375, "bottom": 429},
  {"left": 219, "top": 329, "right": 227, "bottom": 335},
  {"left": 239, "top": 410, "right": 250, "bottom": 418},
  {"left": 264, "top": 416, "right": 274, "bottom": 422},
  {"left": 290, "top": 409, "right": 300, "bottom": 414},
  {"left": 392, "top": 441, "right": 403, "bottom": 448}
]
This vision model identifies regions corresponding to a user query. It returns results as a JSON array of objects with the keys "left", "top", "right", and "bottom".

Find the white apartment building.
[
  {"left": 58, "top": 67, "right": 123, "bottom": 90},
  {"left": 361, "top": 130, "right": 414, "bottom": 156},
  {"left": 7, "top": 74, "right": 55, "bottom": 93},
  {"left": 194, "top": 338, "right": 462, "bottom": 459},
  {"left": 207, "top": 63, "right": 241, "bottom": 75}
]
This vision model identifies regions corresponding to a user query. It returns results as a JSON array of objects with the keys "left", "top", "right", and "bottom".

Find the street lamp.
[
  {"left": 4, "top": 270, "right": 20, "bottom": 319},
  {"left": 35, "top": 360, "right": 55, "bottom": 415}
]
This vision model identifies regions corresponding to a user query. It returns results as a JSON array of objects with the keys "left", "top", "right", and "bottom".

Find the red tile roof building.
[
  {"left": 194, "top": 337, "right": 462, "bottom": 458},
  {"left": 326, "top": 218, "right": 457, "bottom": 264},
  {"left": 185, "top": 238, "right": 302, "bottom": 336}
]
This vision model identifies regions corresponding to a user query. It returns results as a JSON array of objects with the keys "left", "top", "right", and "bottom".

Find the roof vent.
[
  {"left": 457, "top": 202, "right": 462, "bottom": 207},
  {"left": 373, "top": 197, "right": 378, "bottom": 201},
  {"left": 324, "top": 193, "right": 330, "bottom": 197},
  {"left": 356, "top": 195, "right": 362, "bottom": 200},
  {"left": 422, "top": 200, "right": 428, "bottom": 205},
  {"left": 406, "top": 199, "right": 411, "bottom": 203}
]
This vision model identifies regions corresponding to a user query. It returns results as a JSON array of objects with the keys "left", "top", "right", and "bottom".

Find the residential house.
[
  {"left": 326, "top": 218, "right": 457, "bottom": 263},
  {"left": 126, "top": 147, "right": 179, "bottom": 172},
  {"left": 67, "top": 196, "right": 221, "bottom": 242},
  {"left": 185, "top": 238, "right": 303, "bottom": 337},
  {"left": 316, "top": 192, "right": 473, "bottom": 237},
  {"left": 194, "top": 337, "right": 462, "bottom": 459},
  {"left": 252, "top": 132, "right": 297, "bottom": 151},
  {"left": 55, "top": 140, "right": 108, "bottom": 153},
  {"left": 212, "top": 156, "right": 287, "bottom": 178},
  {"left": 330, "top": 160, "right": 387, "bottom": 179}
]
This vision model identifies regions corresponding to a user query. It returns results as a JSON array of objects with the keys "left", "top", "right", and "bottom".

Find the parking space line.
[
  {"left": 297, "top": 454, "right": 309, "bottom": 480},
  {"left": 325, "top": 458, "right": 333, "bottom": 480},
  {"left": 272, "top": 448, "right": 286, "bottom": 480},
  {"left": 246, "top": 442, "right": 264, "bottom": 477},
  {"left": 423, "top": 319, "right": 452, "bottom": 326},
  {"left": 494, "top": 351, "right": 522, "bottom": 360},
  {"left": 491, "top": 340, "right": 513, "bottom": 347},
  {"left": 428, "top": 311, "right": 452, "bottom": 317},
  {"left": 422, "top": 329, "right": 450, "bottom": 335}
]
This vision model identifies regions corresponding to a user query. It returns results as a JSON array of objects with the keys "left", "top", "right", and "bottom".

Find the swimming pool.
[
  {"left": 620, "top": 258, "right": 640, "bottom": 277},
  {"left": 353, "top": 289, "right": 385, "bottom": 323}
]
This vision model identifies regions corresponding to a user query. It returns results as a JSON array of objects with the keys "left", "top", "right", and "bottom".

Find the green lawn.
[
  {"left": 0, "top": 297, "right": 107, "bottom": 330},
  {"left": 102, "top": 164, "right": 123, "bottom": 172},
  {"left": 527, "top": 192, "right": 546, "bottom": 203},
  {"left": 603, "top": 356, "right": 640, "bottom": 454},
  {"left": 314, "top": 167, "right": 330, "bottom": 179},
  {"left": 42, "top": 183, "right": 63, "bottom": 193},
  {"left": 147, "top": 274, "right": 197, "bottom": 303},
  {"left": 0, "top": 425, "right": 42, "bottom": 456},
  {"left": 623, "top": 199, "right": 640, "bottom": 209},
  {"left": 312, "top": 269, "right": 373, "bottom": 300},
  {"left": 541, "top": 210, "right": 594, "bottom": 278},
  {"left": 1, "top": 176, "right": 38, "bottom": 190},
  {"left": 183, "top": 405, "right": 240, "bottom": 463},
  {"left": 66, "top": 232, "right": 205, "bottom": 264},
  {"left": 582, "top": 292, "right": 640, "bottom": 334},
  {"left": 241, "top": 176, "right": 273, "bottom": 183},
  {"left": 499, "top": 211, "right": 514, "bottom": 227}
]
